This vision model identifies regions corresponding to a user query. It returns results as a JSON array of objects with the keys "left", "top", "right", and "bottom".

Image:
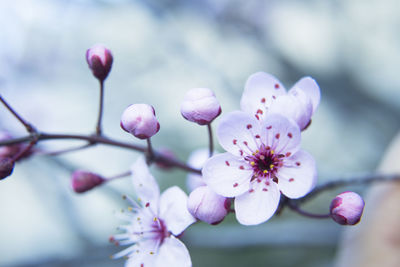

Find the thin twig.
[
  {"left": 95, "top": 80, "right": 104, "bottom": 135},
  {"left": 299, "top": 173, "right": 400, "bottom": 203},
  {"left": 37, "top": 143, "right": 95, "bottom": 156},
  {"left": 0, "top": 94, "right": 36, "bottom": 133},
  {"left": 207, "top": 123, "right": 214, "bottom": 157},
  {"left": 146, "top": 138, "right": 155, "bottom": 164},
  {"left": 287, "top": 201, "right": 330, "bottom": 219},
  {"left": 106, "top": 170, "right": 131, "bottom": 181},
  {"left": 0, "top": 132, "right": 201, "bottom": 174}
]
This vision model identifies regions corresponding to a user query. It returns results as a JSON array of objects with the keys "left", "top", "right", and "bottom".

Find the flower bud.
[
  {"left": 187, "top": 186, "right": 231, "bottom": 225},
  {"left": 0, "top": 131, "right": 23, "bottom": 158},
  {"left": 120, "top": 104, "right": 160, "bottom": 139},
  {"left": 71, "top": 170, "right": 105, "bottom": 193},
  {"left": 0, "top": 157, "right": 15, "bottom": 180},
  {"left": 86, "top": 44, "right": 113, "bottom": 81},
  {"left": 181, "top": 88, "right": 221, "bottom": 125},
  {"left": 330, "top": 191, "right": 365, "bottom": 225}
]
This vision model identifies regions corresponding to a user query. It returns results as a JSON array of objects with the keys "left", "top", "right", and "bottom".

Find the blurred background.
[{"left": 0, "top": 0, "right": 399, "bottom": 266}]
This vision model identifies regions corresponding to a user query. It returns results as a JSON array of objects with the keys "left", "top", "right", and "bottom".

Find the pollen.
[
  {"left": 150, "top": 252, "right": 154, "bottom": 255},
  {"left": 263, "top": 170, "right": 268, "bottom": 174},
  {"left": 250, "top": 161, "right": 255, "bottom": 166},
  {"left": 270, "top": 150, "right": 274, "bottom": 155},
  {"left": 127, "top": 207, "right": 133, "bottom": 211},
  {"left": 260, "top": 155, "right": 265, "bottom": 160},
  {"left": 270, "top": 164, "right": 274, "bottom": 169},
  {"left": 153, "top": 217, "right": 158, "bottom": 221}
]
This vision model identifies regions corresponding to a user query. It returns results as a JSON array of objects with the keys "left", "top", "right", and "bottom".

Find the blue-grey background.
[{"left": 0, "top": 0, "right": 399, "bottom": 266}]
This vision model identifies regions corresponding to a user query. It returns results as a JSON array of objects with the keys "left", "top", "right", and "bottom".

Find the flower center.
[{"left": 245, "top": 144, "right": 283, "bottom": 180}]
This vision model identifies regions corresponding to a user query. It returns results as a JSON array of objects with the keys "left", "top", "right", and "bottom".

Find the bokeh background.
[{"left": 0, "top": 0, "right": 399, "bottom": 266}]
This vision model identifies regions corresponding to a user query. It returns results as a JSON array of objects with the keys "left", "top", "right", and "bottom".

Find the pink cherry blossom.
[
  {"left": 202, "top": 111, "right": 317, "bottom": 225},
  {"left": 111, "top": 157, "right": 196, "bottom": 267},
  {"left": 240, "top": 72, "right": 320, "bottom": 130}
]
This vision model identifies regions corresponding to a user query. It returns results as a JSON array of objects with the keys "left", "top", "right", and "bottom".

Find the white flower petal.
[
  {"left": 276, "top": 150, "right": 317, "bottom": 199},
  {"left": 131, "top": 156, "right": 160, "bottom": 213},
  {"left": 240, "top": 72, "right": 286, "bottom": 119},
  {"left": 202, "top": 153, "right": 253, "bottom": 197},
  {"left": 290, "top": 76, "right": 320, "bottom": 114},
  {"left": 155, "top": 236, "right": 192, "bottom": 267},
  {"left": 269, "top": 89, "right": 313, "bottom": 130},
  {"left": 159, "top": 186, "right": 196, "bottom": 236},
  {"left": 261, "top": 114, "right": 301, "bottom": 155},
  {"left": 217, "top": 111, "right": 263, "bottom": 157},
  {"left": 235, "top": 181, "right": 280, "bottom": 225},
  {"left": 124, "top": 240, "right": 157, "bottom": 267}
]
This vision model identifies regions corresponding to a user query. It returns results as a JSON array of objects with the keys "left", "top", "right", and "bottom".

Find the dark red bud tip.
[
  {"left": 86, "top": 44, "right": 113, "bottom": 82},
  {"left": 0, "top": 157, "right": 15, "bottom": 180},
  {"left": 71, "top": 170, "right": 105, "bottom": 193}
]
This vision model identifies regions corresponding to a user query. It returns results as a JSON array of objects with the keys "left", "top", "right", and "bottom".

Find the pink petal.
[
  {"left": 130, "top": 156, "right": 160, "bottom": 213},
  {"left": 155, "top": 236, "right": 192, "bottom": 267},
  {"left": 261, "top": 114, "right": 301, "bottom": 155},
  {"left": 276, "top": 150, "right": 317, "bottom": 199},
  {"left": 217, "top": 111, "right": 262, "bottom": 157},
  {"left": 240, "top": 72, "right": 286, "bottom": 120},
  {"left": 202, "top": 153, "right": 253, "bottom": 197},
  {"left": 159, "top": 186, "right": 196, "bottom": 236},
  {"left": 235, "top": 181, "right": 280, "bottom": 225},
  {"left": 290, "top": 76, "right": 320, "bottom": 114},
  {"left": 269, "top": 89, "right": 313, "bottom": 130}
]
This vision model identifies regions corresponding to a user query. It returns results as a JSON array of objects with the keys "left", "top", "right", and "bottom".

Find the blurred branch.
[{"left": 0, "top": 132, "right": 201, "bottom": 174}]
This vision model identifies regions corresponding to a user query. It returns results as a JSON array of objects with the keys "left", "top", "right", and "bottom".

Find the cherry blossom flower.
[
  {"left": 202, "top": 111, "right": 317, "bottom": 225},
  {"left": 240, "top": 72, "right": 320, "bottom": 130},
  {"left": 111, "top": 157, "right": 196, "bottom": 267}
]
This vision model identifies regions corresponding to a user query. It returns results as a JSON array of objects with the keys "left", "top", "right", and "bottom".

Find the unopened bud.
[
  {"left": 71, "top": 170, "right": 105, "bottom": 193},
  {"left": 0, "top": 157, "right": 15, "bottom": 180},
  {"left": 187, "top": 186, "right": 231, "bottom": 225},
  {"left": 330, "top": 191, "right": 365, "bottom": 225},
  {"left": 86, "top": 44, "right": 113, "bottom": 81},
  {"left": 0, "top": 131, "right": 23, "bottom": 158},
  {"left": 120, "top": 104, "right": 160, "bottom": 139},
  {"left": 181, "top": 88, "right": 221, "bottom": 125}
]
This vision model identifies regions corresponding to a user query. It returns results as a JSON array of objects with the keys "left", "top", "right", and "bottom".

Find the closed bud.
[
  {"left": 71, "top": 170, "right": 105, "bottom": 193},
  {"left": 187, "top": 186, "right": 230, "bottom": 225},
  {"left": 86, "top": 44, "right": 113, "bottom": 81},
  {"left": 330, "top": 191, "right": 365, "bottom": 225},
  {"left": 120, "top": 104, "right": 160, "bottom": 139},
  {"left": 0, "top": 157, "right": 15, "bottom": 180},
  {"left": 0, "top": 131, "right": 23, "bottom": 158},
  {"left": 181, "top": 88, "right": 221, "bottom": 125}
]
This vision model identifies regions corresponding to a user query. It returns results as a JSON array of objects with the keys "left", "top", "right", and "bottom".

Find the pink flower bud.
[
  {"left": 86, "top": 44, "right": 113, "bottom": 81},
  {"left": 187, "top": 186, "right": 231, "bottom": 225},
  {"left": 330, "top": 191, "right": 365, "bottom": 225},
  {"left": 71, "top": 170, "right": 105, "bottom": 193},
  {"left": 0, "top": 157, "right": 14, "bottom": 180},
  {"left": 181, "top": 88, "right": 221, "bottom": 125},
  {"left": 0, "top": 131, "right": 23, "bottom": 158},
  {"left": 120, "top": 104, "right": 160, "bottom": 139}
]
